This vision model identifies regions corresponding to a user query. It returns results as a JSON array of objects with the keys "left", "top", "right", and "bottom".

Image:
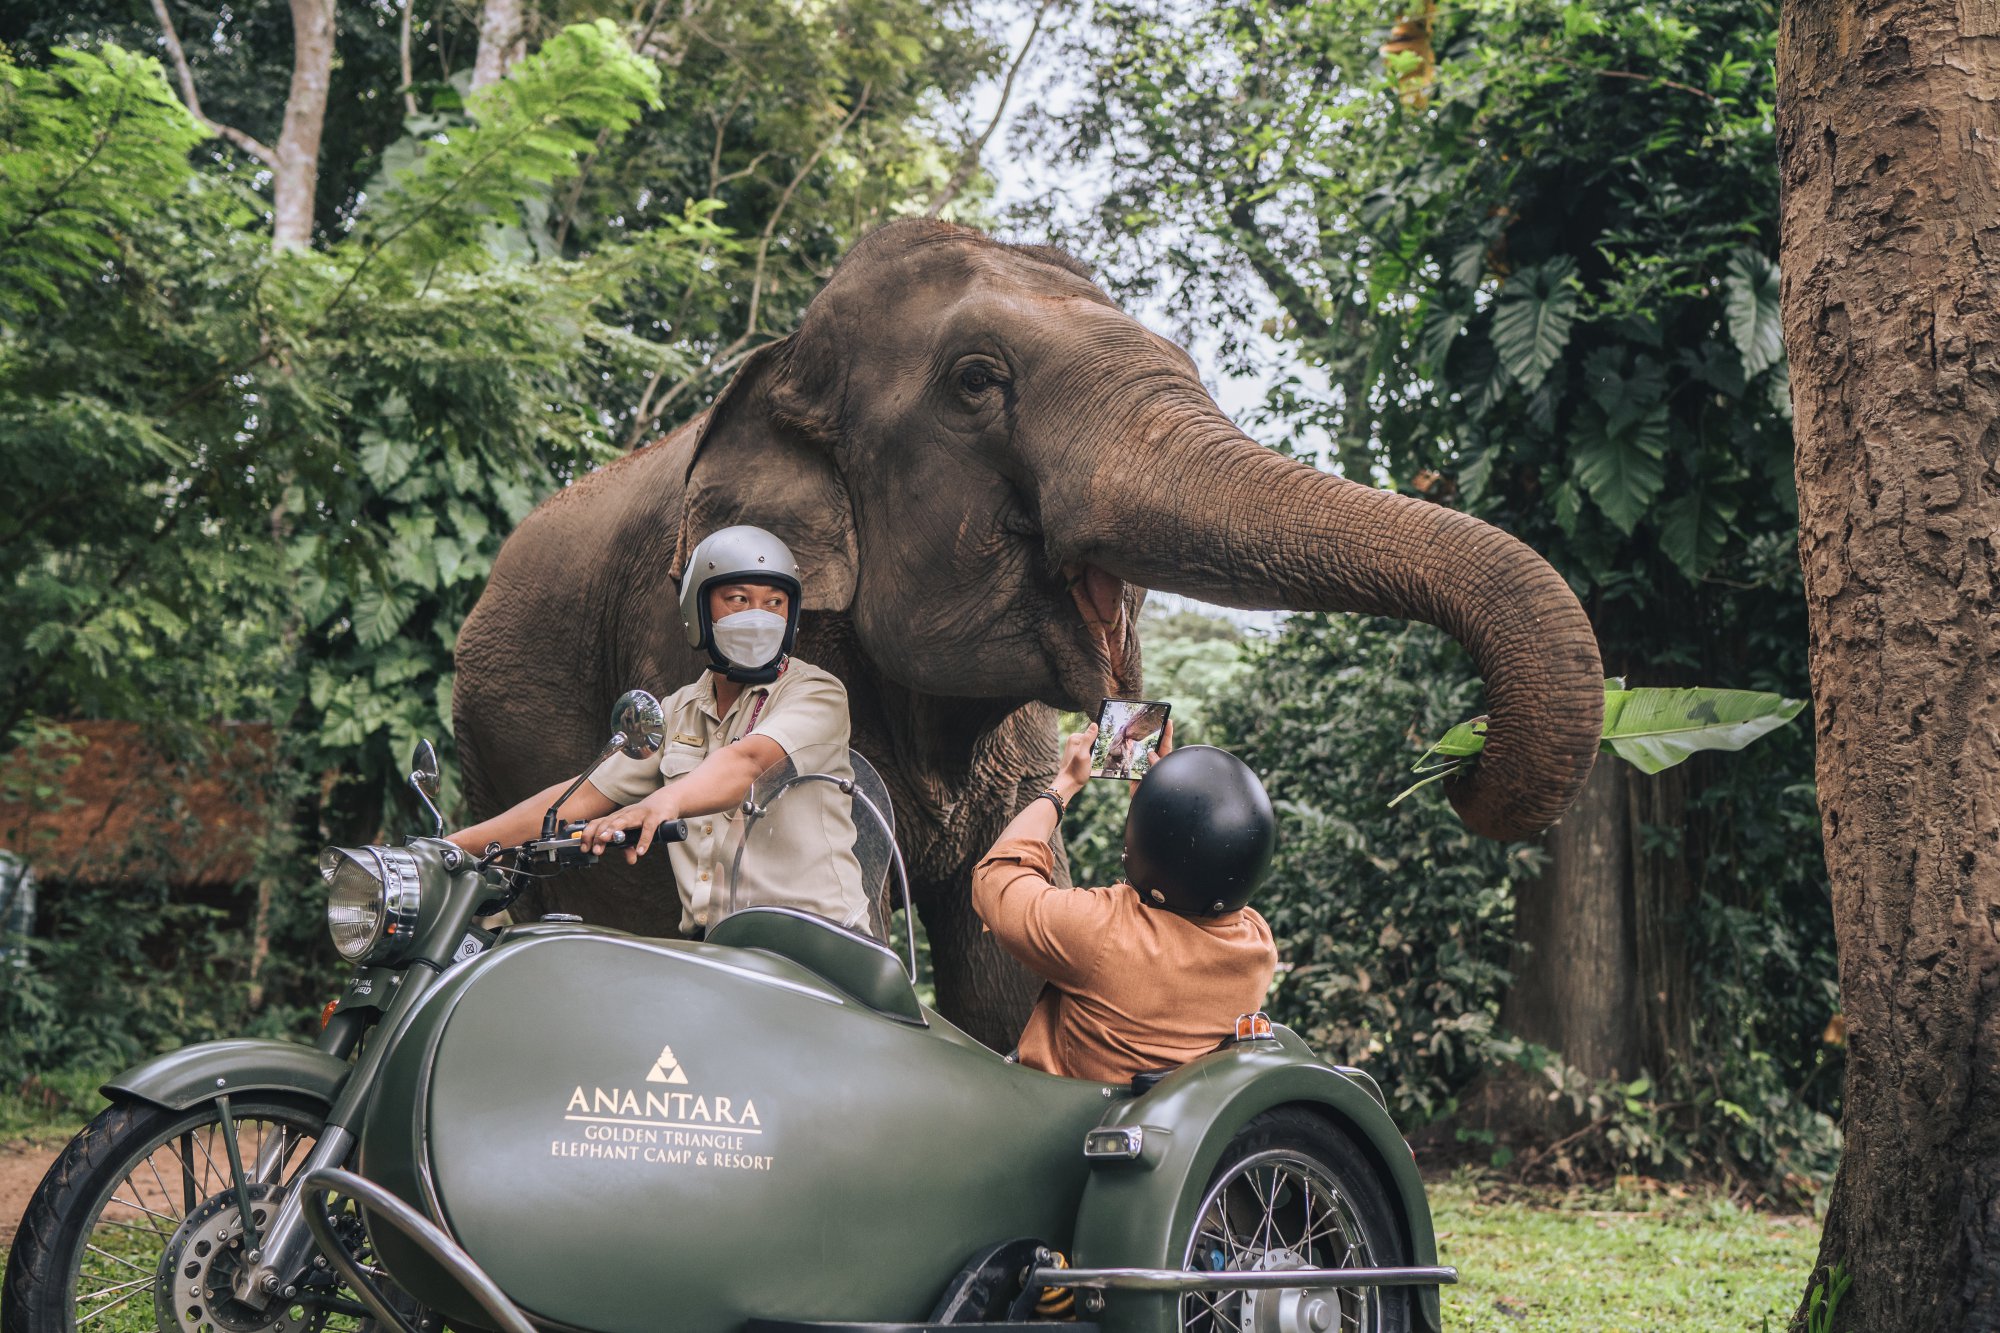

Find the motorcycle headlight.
[{"left": 319, "top": 846, "right": 423, "bottom": 963}]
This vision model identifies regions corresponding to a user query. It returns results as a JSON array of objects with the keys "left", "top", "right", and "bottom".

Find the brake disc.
[{"left": 155, "top": 1184, "right": 324, "bottom": 1333}]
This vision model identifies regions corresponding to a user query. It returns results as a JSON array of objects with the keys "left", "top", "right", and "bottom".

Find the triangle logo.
[{"left": 646, "top": 1044, "right": 689, "bottom": 1085}]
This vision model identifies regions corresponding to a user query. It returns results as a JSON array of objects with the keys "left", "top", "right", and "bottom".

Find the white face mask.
[{"left": 711, "top": 609, "right": 787, "bottom": 669}]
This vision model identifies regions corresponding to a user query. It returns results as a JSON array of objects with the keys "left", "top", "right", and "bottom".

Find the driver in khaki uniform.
[{"left": 449, "top": 526, "right": 868, "bottom": 936}]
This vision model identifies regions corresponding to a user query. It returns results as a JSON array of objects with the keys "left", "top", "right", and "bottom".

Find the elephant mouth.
[{"left": 1063, "top": 562, "right": 1131, "bottom": 686}]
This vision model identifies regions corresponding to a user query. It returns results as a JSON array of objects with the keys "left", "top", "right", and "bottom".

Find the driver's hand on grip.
[{"left": 579, "top": 790, "right": 685, "bottom": 864}]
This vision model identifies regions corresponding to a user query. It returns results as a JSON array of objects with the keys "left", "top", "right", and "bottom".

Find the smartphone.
[{"left": 1091, "top": 697, "right": 1172, "bottom": 781}]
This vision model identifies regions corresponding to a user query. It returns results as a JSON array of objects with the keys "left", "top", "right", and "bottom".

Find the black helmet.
[{"left": 1122, "top": 746, "right": 1276, "bottom": 916}]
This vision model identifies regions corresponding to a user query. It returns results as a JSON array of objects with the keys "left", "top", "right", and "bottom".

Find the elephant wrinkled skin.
[{"left": 453, "top": 219, "right": 1603, "bottom": 1049}]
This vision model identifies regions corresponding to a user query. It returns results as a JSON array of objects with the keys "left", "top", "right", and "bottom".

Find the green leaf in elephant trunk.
[{"left": 1402, "top": 684, "right": 1807, "bottom": 801}]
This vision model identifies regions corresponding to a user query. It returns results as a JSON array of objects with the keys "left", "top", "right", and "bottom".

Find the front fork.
[{"left": 230, "top": 966, "right": 438, "bottom": 1310}]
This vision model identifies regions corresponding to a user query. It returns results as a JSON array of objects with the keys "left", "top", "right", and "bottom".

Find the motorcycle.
[{"left": 2, "top": 693, "right": 1456, "bottom": 1333}]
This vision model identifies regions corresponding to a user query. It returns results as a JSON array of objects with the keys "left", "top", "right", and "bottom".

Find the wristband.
[{"left": 1036, "top": 789, "right": 1067, "bottom": 817}]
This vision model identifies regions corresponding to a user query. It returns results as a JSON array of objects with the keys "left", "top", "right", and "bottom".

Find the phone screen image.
[{"left": 1091, "top": 698, "right": 1172, "bottom": 781}]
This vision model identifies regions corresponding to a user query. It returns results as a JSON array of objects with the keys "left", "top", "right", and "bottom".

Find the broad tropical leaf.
[
  {"left": 1599, "top": 687, "right": 1806, "bottom": 774},
  {"left": 1657, "top": 489, "right": 1740, "bottom": 579},
  {"left": 1489, "top": 257, "right": 1578, "bottom": 390},
  {"left": 1407, "top": 685, "right": 1805, "bottom": 790},
  {"left": 1724, "top": 248, "right": 1784, "bottom": 377},
  {"left": 1572, "top": 399, "right": 1669, "bottom": 532}
]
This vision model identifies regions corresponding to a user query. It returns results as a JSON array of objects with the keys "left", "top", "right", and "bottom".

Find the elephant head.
[{"left": 673, "top": 219, "right": 1600, "bottom": 839}]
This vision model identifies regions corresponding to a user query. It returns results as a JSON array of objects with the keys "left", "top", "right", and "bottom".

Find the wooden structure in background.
[{"left": 0, "top": 720, "right": 275, "bottom": 889}]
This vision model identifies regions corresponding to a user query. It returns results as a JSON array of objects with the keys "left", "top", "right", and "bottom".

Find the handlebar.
[{"left": 486, "top": 819, "right": 690, "bottom": 872}]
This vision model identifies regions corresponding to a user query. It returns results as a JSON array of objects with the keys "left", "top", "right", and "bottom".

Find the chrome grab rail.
[
  {"left": 302, "top": 1168, "right": 537, "bottom": 1333},
  {"left": 1028, "top": 1264, "right": 1459, "bottom": 1291}
]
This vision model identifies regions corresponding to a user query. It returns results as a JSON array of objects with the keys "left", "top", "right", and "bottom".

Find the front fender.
[
  {"left": 104, "top": 1039, "right": 350, "bottom": 1112},
  {"left": 1073, "top": 1034, "right": 1443, "bottom": 1333}
]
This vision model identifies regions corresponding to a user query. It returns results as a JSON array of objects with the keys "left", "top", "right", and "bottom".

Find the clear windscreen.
[{"left": 722, "top": 744, "right": 899, "bottom": 945}]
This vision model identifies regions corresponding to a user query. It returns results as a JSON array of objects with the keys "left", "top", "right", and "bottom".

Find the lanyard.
[
  {"left": 729, "top": 658, "right": 787, "bottom": 743},
  {"left": 737, "top": 689, "right": 770, "bottom": 742}
]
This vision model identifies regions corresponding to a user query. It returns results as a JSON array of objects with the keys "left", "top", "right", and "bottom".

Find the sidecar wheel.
[
  {"left": 1179, "top": 1107, "right": 1412, "bottom": 1333},
  {"left": 1, "top": 1095, "right": 403, "bottom": 1333}
]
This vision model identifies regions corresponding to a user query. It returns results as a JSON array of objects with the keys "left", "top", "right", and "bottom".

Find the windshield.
[{"left": 722, "top": 744, "right": 905, "bottom": 953}]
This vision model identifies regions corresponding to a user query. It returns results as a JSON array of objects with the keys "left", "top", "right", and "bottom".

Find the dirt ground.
[{"left": 0, "top": 1139, "right": 62, "bottom": 1247}]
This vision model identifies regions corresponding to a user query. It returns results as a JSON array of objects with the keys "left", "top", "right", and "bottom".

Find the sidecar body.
[
  {"left": 356, "top": 916, "right": 1443, "bottom": 1333},
  {"left": 354, "top": 746, "right": 1448, "bottom": 1332}
]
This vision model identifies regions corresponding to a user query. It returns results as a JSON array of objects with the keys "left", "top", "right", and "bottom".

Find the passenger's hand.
[
  {"left": 1054, "top": 724, "right": 1097, "bottom": 801},
  {"left": 580, "top": 790, "right": 680, "bottom": 864},
  {"left": 1155, "top": 719, "right": 1174, "bottom": 759}
]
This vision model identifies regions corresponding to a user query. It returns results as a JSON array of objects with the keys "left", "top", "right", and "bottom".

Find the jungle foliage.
[
  {"left": 0, "top": 1, "right": 1003, "bottom": 1076},
  {"left": 1031, "top": 0, "right": 1836, "bottom": 1191}
]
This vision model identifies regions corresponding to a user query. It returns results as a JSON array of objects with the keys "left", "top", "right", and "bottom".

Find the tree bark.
[
  {"left": 271, "top": 0, "right": 336, "bottom": 251},
  {"left": 1778, "top": 0, "right": 2000, "bottom": 1326},
  {"left": 471, "top": 0, "right": 528, "bottom": 90},
  {"left": 1628, "top": 760, "right": 1696, "bottom": 1078},
  {"left": 1483, "top": 761, "right": 1641, "bottom": 1135}
]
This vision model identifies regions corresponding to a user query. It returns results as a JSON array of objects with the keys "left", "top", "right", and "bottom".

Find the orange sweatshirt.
[{"left": 970, "top": 833, "right": 1278, "bottom": 1083}]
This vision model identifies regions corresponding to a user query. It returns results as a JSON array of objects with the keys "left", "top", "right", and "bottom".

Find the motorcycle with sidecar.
[{"left": 1, "top": 693, "right": 1456, "bottom": 1333}]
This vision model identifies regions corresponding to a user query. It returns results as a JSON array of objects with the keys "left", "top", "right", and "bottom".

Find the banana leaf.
[
  {"left": 1597, "top": 687, "right": 1806, "bottom": 774},
  {"left": 1402, "top": 684, "right": 1805, "bottom": 798}
]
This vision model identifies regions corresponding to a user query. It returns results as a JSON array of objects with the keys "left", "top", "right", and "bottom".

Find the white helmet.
[{"left": 679, "top": 526, "right": 803, "bottom": 683}]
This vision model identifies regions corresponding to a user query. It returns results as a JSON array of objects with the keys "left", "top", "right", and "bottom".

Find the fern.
[
  {"left": 353, "top": 21, "right": 664, "bottom": 279},
  {"left": 0, "top": 45, "right": 204, "bottom": 317}
]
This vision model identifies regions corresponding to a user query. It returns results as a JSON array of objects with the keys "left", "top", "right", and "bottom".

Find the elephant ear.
[{"left": 675, "top": 336, "right": 857, "bottom": 612}]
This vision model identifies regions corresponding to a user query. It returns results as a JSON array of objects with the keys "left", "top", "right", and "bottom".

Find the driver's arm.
[
  {"left": 582, "top": 669, "right": 850, "bottom": 861},
  {"left": 448, "top": 776, "right": 617, "bottom": 854},
  {"left": 577, "top": 734, "right": 783, "bottom": 860}
]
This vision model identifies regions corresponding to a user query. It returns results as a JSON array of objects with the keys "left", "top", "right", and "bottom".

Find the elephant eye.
[{"left": 957, "top": 364, "right": 1004, "bottom": 396}]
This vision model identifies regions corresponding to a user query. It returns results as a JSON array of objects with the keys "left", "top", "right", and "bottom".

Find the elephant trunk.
[{"left": 1044, "top": 388, "right": 1603, "bottom": 841}]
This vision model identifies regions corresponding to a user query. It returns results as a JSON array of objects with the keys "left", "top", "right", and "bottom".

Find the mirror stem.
[
  {"left": 541, "top": 732, "right": 629, "bottom": 839},
  {"left": 409, "top": 773, "right": 446, "bottom": 837}
]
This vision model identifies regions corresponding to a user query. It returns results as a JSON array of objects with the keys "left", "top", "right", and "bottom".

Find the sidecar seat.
[{"left": 705, "top": 906, "right": 926, "bottom": 1025}]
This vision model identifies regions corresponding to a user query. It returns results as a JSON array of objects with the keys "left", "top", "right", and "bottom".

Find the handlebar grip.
[
  {"left": 656, "top": 819, "right": 689, "bottom": 845},
  {"left": 557, "top": 821, "right": 638, "bottom": 845}
]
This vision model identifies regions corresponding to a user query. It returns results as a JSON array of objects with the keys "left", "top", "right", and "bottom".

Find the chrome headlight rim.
[{"left": 320, "top": 845, "right": 423, "bottom": 964}]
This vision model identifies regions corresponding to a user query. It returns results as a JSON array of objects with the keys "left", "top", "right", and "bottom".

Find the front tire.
[
  {"left": 1180, "top": 1106, "right": 1413, "bottom": 1333},
  {"left": 2, "top": 1095, "right": 345, "bottom": 1333}
]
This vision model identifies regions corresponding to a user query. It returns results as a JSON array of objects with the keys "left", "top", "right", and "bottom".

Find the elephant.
[{"left": 453, "top": 217, "right": 1604, "bottom": 1051}]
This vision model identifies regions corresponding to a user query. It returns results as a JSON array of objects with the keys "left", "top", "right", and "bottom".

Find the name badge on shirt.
[{"left": 672, "top": 733, "right": 704, "bottom": 747}]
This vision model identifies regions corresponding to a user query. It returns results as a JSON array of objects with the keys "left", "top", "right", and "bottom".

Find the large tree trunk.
[
  {"left": 1475, "top": 760, "right": 1699, "bottom": 1139},
  {"left": 271, "top": 0, "right": 335, "bottom": 251},
  {"left": 1778, "top": 0, "right": 2000, "bottom": 1326},
  {"left": 471, "top": 0, "right": 528, "bottom": 90},
  {"left": 1502, "top": 762, "right": 1641, "bottom": 1104}
]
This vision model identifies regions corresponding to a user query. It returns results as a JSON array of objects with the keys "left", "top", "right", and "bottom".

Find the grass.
[
  {"left": 1432, "top": 1171, "right": 1821, "bottom": 1331},
  {"left": 0, "top": 1066, "right": 108, "bottom": 1143},
  {"left": 0, "top": 1082, "right": 1823, "bottom": 1333}
]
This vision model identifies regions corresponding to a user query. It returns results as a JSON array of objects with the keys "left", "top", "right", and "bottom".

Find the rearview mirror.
[
  {"left": 611, "top": 690, "right": 665, "bottom": 760},
  {"left": 408, "top": 739, "right": 444, "bottom": 837}
]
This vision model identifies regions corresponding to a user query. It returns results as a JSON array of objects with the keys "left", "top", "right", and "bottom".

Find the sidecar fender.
[
  {"left": 1071, "top": 1039, "right": 1443, "bottom": 1333},
  {"left": 104, "top": 1039, "right": 350, "bottom": 1111}
]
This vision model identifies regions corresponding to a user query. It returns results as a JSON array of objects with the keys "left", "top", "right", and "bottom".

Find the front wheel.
[
  {"left": 1, "top": 1095, "right": 391, "bottom": 1333},
  {"left": 1179, "top": 1107, "right": 1413, "bottom": 1333}
]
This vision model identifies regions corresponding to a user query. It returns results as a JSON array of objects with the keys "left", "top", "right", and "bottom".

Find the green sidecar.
[{"left": 0, "top": 703, "right": 1453, "bottom": 1333}]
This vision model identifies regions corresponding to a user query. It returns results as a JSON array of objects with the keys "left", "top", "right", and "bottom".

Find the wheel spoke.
[
  {"left": 77, "top": 1283, "right": 154, "bottom": 1326},
  {"left": 76, "top": 1273, "right": 156, "bottom": 1303},
  {"left": 139, "top": 1152, "right": 183, "bottom": 1232},
  {"left": 91, "top": 1217, "right": 176, "bottom": 1239},
  {"left": 1180, "top": 1145, "right": 1394, "bottom": 1332},
  {"left": 83, "top": 1243, "right": 153, "bottom": 1277},
  {"left": 191, "top": 1123, "right": 224, "bottom": 1194},
  {"left": 182, "top": 1130, "right": 200, "bottom": 1213},
  {"left": 109, "top": 1193, "right": 180, "bottom": 1227},
  {"left": 1251, "top": 1168, "right": 1280, "bottom": 1258}
]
